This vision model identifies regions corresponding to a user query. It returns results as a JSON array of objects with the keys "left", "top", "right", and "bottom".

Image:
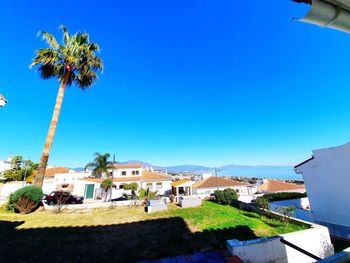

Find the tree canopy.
[
  {"left": 30, "top": 25, "right": 103, "bottom": 89},
  {"left": 85, "top": 152, "right": 113, "bottom": 177}
]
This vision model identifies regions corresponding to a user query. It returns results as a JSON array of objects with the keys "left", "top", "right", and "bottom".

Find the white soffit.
[{"left": 299, "top": 0, "right": 350, "bottom": 33}]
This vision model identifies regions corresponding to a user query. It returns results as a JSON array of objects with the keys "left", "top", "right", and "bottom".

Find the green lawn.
[{"left": 0, "top": 201, "right": 307, "bottom": 262}]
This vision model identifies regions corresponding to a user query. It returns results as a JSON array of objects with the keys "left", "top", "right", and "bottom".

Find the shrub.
[
  {"left": 9, "top": 186, "right": 43, "bottom": 214},
  {"left": 214, "top": 188, "right": 238, "bottom": 205},
  {"left": 123, "top": 182, "right": 138, "bottom": 191},
  {"left": 139, "top": 188, "right": 157, "bottom": 204},
  {"left": 101, "top": 179, "right": 112, "bottom": 189},
  {"left": 255, "top": 196, "right": 270, "bottom": 210},
  {"left": 277, "top": 205, "right": 296, "bottom": 225}
]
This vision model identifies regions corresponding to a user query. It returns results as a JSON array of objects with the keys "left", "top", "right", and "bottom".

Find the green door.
[{"left": 85, "top": 184, "right": 95, "bottom": 199}]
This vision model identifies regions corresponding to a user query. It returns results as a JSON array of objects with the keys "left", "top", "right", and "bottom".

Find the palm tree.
[
  {"left": 85, "top": 152, "right": 113, "bottom": 178},
  {"left": 31, "top": 25, "right": 103, "bottom": 188}
]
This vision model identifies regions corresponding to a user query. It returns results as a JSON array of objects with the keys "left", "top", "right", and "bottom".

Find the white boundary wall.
[{"left": 227, "top": 222, "right": 334, "bottom": 263}]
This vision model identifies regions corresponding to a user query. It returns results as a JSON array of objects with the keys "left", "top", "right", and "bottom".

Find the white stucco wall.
[
  {"left": 0, "top": 160, "right": 11, "bottom": 175},
  {"left": 112, "top": 167, "right": 143, "bottom": 177},
  {"left": 0, "top": 181, "right": 24, "bottom": 197},
  {"left": 295, "top": 142, "right": 350, "bottom": 237},
  {"left": 53, "top": 172, "right": 90, "bottom": 184},
  {"left": 193, "top": 186, "right": 249, "bottom": 196},
  {"left": 73, "top": 180, "right": 101, "bottom": 199},
  {"left": 140, "top": 180, "right": 172, "bottom": 195}
]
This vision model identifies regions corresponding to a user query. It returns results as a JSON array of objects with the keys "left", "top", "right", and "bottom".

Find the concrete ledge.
[
  {"left": 179, "top": 196, "right": 202, "bottom": 208},
  {"left": 318, "top": 248, "right": 350, "bottom": 263}
]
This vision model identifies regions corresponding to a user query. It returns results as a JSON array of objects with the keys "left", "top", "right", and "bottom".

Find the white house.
[
  {"left": 0, "top": 157, "right": 12, "bottom": 177},
  {"left": 295, "top": 141, "right": 350, "bottom": 240},
  {"left": 192, "top": 176, "right": 250, "bottom": 198},
  {"left": 42, "top": 167, "right": 79, "bottom": 194},
  {"left": 76, "top": 164, "right": 173, "bottom": 200}
]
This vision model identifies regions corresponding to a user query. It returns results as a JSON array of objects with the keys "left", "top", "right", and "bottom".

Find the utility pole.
[
  {"left": 22, "top": 157, "right": 29, "bottom": 188},
  {"left": 214, "top": 167, "right": 220, "bottom": 191}
]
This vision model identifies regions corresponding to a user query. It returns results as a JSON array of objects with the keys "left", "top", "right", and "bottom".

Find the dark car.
[{"left": 43, "top": 191, "right": 84, "bottom": 205}]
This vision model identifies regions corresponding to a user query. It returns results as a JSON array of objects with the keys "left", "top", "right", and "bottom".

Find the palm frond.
[
  {"left": 59, "top": 25, "right": 70, "bottom": 44},
  {"left": 38, "top": 64, "right": 56, "bottom": 79},
  {"left": 31, "top": 25, "right": 103, "bottom": 89},
  {"left": 38, "top": 31, "right": 59, "bottom": 49}
]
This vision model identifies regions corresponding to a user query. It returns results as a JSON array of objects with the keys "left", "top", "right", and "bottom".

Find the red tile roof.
[
  {"left": 171, "top": 179, "right": 192, "bottom": 187},
  {"left": 257, "top": 180, "right": 305, "bottom": 193},
  {"left": 141, "top": 170, "right": 172, "bottom": 182},
  {"left": 192, "top": 176, "right": 246, "bottom": 189},
  {"left": 44, "top": 167, "right": 70, "bottom": 177}
]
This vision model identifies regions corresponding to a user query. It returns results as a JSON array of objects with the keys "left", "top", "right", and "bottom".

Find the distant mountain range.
[{"left": 73, "top": 160, "right": 299, "bottom": 179}]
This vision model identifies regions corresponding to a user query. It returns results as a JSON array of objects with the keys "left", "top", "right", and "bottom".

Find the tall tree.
[
  {"left": 85, "top": 152, "right": 113, "bottom": 178},
  {"left": 31, "top": 25, "right": 103, "bottom": 188}
]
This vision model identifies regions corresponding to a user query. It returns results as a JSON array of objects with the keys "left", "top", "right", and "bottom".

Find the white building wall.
[
  {"left": 0, "top": 181, "right": 24, "bottom": 197},
  {"left": 73, "top": 180, "right": 101, "bottom": 199},
  {"left": 227, "top": 224, "right": 334, "bottom": 263},
  {"left": 0, "top": 160, "right": 11, "bottom": 175},
  {"left": 295, "top": 142, "right": 350, "bottom": 234},
  {"left": 193, "top": 186, "right": 249, "bottom": 196},
  {"left": 140, "top": 181, "right": 172, "bottom": 195},
  {"left": 54, "top": 172, "right": 90, "bottom": 184},
  {"left": 112, "top": 167, "right": 143, "bottom": 177}
]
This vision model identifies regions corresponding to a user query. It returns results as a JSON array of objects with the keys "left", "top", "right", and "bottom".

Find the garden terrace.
[{"left": 0, "top": 201, "right": 308, "bottom": 262}]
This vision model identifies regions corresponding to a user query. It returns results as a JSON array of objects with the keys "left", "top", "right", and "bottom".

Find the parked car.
[
  {"left": 111, "top": 194, "right": 137, "bottom": 202},
  {"left": 43, "top": 191, "right": 84, "bottom": 205}
]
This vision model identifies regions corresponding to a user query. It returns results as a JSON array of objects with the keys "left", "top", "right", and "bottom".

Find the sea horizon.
[{"left": 218, "top": 166, "right": 302, "bottom": 180}]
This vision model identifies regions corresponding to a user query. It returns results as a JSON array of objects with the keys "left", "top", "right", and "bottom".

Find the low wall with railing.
[
  {"left": 227, "top": 204, "right": 335, "bottom": 263},
  {"left": 227, "top": 223, "right": 334, "bottom": 263}
]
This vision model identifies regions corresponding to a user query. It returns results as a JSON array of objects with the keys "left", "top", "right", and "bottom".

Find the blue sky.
[{"left": 1, "top": 1, "right": 350, "bottom": 167}]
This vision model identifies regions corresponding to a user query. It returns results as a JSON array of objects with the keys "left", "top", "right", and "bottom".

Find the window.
[
  {"left": 146, "top": 183, "right": 152, "bottom": 189},
  {"left": 156, "top": 182, "right": 162, "bottom": 190},
  {"left": 121, "top": 171, "right": 126, "bottom": 176},
  {"left": 132, "top": 171, "right": 136, "bottom": 175},
  {"left": 135, "top": 171, "right": 139, "bottom": 175},
  {"left": 119, "top": 184, "right": 125, "bottom": 189}
]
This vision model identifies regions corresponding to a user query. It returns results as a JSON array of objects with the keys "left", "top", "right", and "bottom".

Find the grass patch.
[{"left": 0, "top": 201, "right": 307, "bottom": 262}]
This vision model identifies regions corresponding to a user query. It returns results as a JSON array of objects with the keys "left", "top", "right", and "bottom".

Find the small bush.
[
  {"left": 255, "top": 197, "right": 270, "bottom": 210},
  {"left": 124, "top": 182, "right": 138, "bottom": 191},
  {"left": 9, "top": 186, "right": 43, "bottom": 214},
  {"left": 214, "top": 188, "right": 238, "bottom": 205},
  {"left": 277, "top": 205, "right": 296, "bottom": 225},
  {"left": 101, "top": 179, "right": 112, "bottom": 189}
]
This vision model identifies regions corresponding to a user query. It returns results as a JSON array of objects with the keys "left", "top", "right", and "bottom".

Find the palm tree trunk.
[{"left": 34, "top": 72, "right": 70, "bottom": 188}]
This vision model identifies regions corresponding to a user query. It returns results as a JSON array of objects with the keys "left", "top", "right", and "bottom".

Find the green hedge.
[{"left": 262, "top": 192, "right": 306, "bottom": 202}]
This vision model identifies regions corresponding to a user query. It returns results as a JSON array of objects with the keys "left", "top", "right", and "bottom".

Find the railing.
[{"left": 280, "top": 237, "right": 322, "bottom": 261}]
